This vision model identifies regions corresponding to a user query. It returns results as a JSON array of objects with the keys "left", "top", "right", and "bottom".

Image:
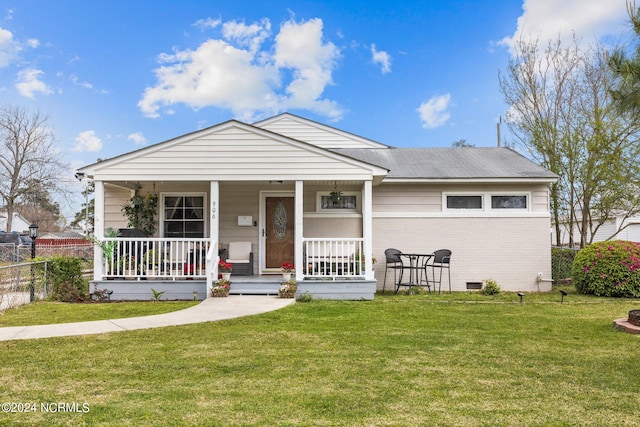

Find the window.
[
  {"left": 320, "top": 195, "right": 357, "bottom": 209},
  {"left": 162, "top": 194, "right": 205, "bottom": 238},
  {"left": 316, "top": 191, "right": 361, "bottom": 212},
  {"left": 446, "top": 195, "right": 482, "bottom": 209},
  {"left": 491, "top": 195, "right": 527, "bottom": 209}
]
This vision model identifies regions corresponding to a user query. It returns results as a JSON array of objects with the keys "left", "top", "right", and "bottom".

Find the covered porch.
[{"left": 91, "top": 179, "right": 379, "bottom": 300}]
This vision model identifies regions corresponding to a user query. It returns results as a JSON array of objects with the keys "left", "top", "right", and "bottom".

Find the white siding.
[
  {"left": 92, "top": 126, "right": 377, "bottom": 182},
  {"left": 104, "top": 184, "right": 131, "bottom": 232},
  {"left": 372, "top": 217, "right": 552, "bottom": 292},
  {"left": 370, "top": 182, "right": 552, "bottom": 292},
  {"left": 373, "top": 183, "right": 551, "bottom": 214},
  {"left": 256, "top": 115, "right": 386, "bottom": 149}
]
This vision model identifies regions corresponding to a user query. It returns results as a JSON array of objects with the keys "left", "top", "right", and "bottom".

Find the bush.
[
  {"left": 480, "top": 279, "right": 500, "bottom": 295},
  {"left": 40, "top": 256, "right": 89, "bottom": 302},
  {"left": 572, "top": 240, "right": 640, "bottom": 297}
]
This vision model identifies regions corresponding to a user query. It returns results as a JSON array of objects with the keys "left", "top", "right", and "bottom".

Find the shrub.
[
  {"left": 41, "top": 256, "right": 89, "bottom": 302},
  {"left": 480, "top": 279, "right": 500, "bottom": 295},
  {"left": 572, "top": 240, "right": 640, "bottom": 297}
]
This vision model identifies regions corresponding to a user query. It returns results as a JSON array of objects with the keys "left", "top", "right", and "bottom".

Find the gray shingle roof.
[{"left": 331, "top": 147, "right": 557, "bottom": 180}]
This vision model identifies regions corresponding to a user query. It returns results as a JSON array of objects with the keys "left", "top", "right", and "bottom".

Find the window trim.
[
  {"left": 160, "top": 192, "right": 208, "bottom": 238},
  {"left": 490, "top": 194, "right": 528, "bottom": 210},
  {"left": 443, "top": 192, "right": 531, "bottom": 213},
  {"left": 316, "top": 191, "right": 361, "bottom": 213}
]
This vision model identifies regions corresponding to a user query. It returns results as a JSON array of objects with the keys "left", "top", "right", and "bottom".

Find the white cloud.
[
  {"left": 370, "top": 44, "right": 391, "bottom": 74},
  {"left": 273, "top": 18, "right": 342, "bottom": 119},
  {"left": 73, "top": 130, "right": 102, "bottom": 152},
  {"left": 139, "top": 17, "right": 343, "bottom": 122},
  {"left": 500, "top": 0, "right": 629, "bottom": 54},
  {"left": 222, "top": 18, "right": 271, "bottom": 53},
  {"left": 70, "top": 74, "right": 93, "bottom": 89},
  {"left": 193, "top": 17, "right": 221, "bottom": 31},
  {"left": 0, "top": 26, "right": 19, "bottom": 68},
  {"left": 128, "top": 132, "right": 146, "bottom": 145},
  {"left": 417, "top": 94, "right": 452, "bottom": 129},
  {"left": 15, "top": 68, "right": 53, "bottom": 98}
]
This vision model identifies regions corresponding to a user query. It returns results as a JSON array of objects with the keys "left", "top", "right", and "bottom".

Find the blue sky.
[{"left": 0, "top": 0, "right": 631, "bottom": 220}]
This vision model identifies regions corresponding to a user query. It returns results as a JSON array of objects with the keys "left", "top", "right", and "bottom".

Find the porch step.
[{"left": 229, "top": 276, "right": 282, "bottom": 296}]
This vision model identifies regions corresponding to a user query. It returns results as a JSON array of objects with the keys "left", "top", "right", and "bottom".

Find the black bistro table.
[{"left": 394, "top": 252, "right": 433, "bottom": 294}]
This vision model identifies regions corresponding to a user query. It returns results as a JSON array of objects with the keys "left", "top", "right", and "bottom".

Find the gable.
[
  {"left": 80, "top": 121, "right": 388, "bottom": 182},
  {"left": 254, "top": 113, "right": 388, "bottom": 149}
]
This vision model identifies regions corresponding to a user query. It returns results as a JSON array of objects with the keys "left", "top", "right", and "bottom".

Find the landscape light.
[
  {"left": 517, "top": 292, "right": 525, "bottom": 304},
  {"left": 560, "top": 289, "right": 567, "bottom": 304}
]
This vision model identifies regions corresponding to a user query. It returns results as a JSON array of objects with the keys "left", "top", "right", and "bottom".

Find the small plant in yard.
[
  {"left": 279, "top": 279, "right": 297, "bottom": 298},
  {"left": 572, "top": 240, "right": 640, "bottom": 297},
  {"left": 296, "top": 290, "right": 313, "bottom": 302},
  {"left": 480, "top": 278, "right": 501, "bottom": 295},
  {"left": 150, "top": 288, "right": 165, "bottom": 302},
  {"left": 91, "top": 284, "right": 112, "bottom": 302},
  {"left": 211, "top": 279, "right": 230, "bottom": 297}
]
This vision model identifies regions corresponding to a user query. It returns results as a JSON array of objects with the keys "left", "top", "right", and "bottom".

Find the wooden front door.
[{"left": 265, "top": 196, "right": 294, "bottom": 269}]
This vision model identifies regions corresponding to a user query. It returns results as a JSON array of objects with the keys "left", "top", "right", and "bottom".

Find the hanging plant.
[
  {"left": 330, "top": 181, "right": 342, "bottom": 204},
  {"left": 121, "top": 185, "right": 158, "bottom": 236}
]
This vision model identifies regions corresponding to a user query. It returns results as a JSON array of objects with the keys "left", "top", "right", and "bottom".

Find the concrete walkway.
[{"left": 0, "top": 296, "right": 295, "bottom": 342}]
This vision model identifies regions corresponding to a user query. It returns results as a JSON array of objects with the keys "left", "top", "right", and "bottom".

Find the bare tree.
[
  {"left": 0, "top": 105, "right": 67, "bottom": 232},
  {"left": 500, "top": 37, "right": 640, "bottom": 247}
]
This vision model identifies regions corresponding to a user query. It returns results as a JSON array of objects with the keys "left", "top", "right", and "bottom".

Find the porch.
[
  {"left": 94, "top": 274, "right": 376, "bottom": 301},
  {"left": 92, "top": 236, "right": 377, "bottom": 300}
]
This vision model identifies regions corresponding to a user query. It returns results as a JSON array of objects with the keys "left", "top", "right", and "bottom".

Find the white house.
[
  {"left": 0, "top": 211, "right": 32, "bottom": 233},
  {"left": 552, "top": 215, "right": 640, "bottom": 247},
  {"left": 76, "top": 113, "right": 557, "bottom": 300}
]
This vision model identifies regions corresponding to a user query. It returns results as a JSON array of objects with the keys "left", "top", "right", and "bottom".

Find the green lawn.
[
  {"left": 0, "top": 301, "right": 199, "bottom": 327},
  {"left": 1, "top": 289, "right": 639, "bottom": 426}
]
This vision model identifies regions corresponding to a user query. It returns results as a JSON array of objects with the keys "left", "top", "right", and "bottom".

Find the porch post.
[
  {"left": 208, "top": 181, "right": 220, "bottom": 293},
  {"left": 363, "top": 180, "right": 374, "bottom": 280},
  {"left": 93, "top": 180, "right": 104, "bottom": 281},
  {"left": 295, "top": 180, "right": 304, "bottom": 281}
]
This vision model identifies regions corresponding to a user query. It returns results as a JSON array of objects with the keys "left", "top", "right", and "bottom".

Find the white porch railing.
[
  {"left": 101, "top": 238, "right": 217, "bottom": 281},
  {"left": 100, "top": 237, "right": 367, "bottom": 282},
  {"left": 303, "top": 238, "right": 366, "bottom": 280}
]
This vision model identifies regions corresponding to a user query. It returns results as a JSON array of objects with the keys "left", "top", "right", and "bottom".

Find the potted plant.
[
  {"left": 121, "top": 185, "right": 158, "bottom": 236},
  {"left": 211, "top": 279, "right": 230, "bottom": 297},
  {"left": 354, "top": 250, "right": 376, "bottom": 275},
  {"left": 279, "top": 279, "right": 297, "bottom": 298},
  {"left": 141, "top": 249, "right": 164, "bottom": 278},
  {"left": 281, "top": 262, "right": 294, "bottom": 281},
  {"left": 218, "top": 260, "right": 233, "bottom": 281}
]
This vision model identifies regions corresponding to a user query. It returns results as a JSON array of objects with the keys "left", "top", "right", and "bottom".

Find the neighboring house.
[
  {"left": 38, "top": 231, "right": 85, "bottom": 239},
  {"left": 76, "top": 113, "right": 557, "bottom": 300},
  {"left": 552, "top": 215, "right": 640, "bottom": 247},
  {"left": 0, "top": 211, "right": 32, "bottom": 234}
]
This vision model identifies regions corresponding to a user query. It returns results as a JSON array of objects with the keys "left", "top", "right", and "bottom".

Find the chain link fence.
[
  {"left": 0, "top": 261, "right": 48, "bottom": 311},
  {"left": 551, "top": 247, "right": 578, "bottom": 283}
]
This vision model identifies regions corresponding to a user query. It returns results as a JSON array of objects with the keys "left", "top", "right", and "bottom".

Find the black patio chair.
[
  {"left": 424, "top": 249, "right": 452, "bottom": 294},
  {"left": 383, "top": 248, "right": 404, "bottom": 293}
]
